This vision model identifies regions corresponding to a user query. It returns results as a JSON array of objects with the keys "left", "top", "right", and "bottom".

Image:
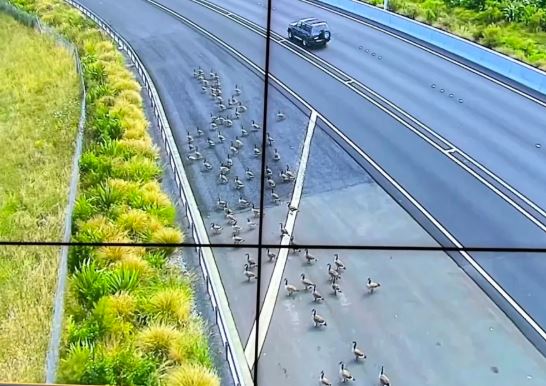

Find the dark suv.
[{"left": 287, "top": 18, "right": 331, "bottom": 48}]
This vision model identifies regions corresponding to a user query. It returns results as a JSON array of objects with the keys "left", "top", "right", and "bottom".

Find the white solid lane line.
[{"left": 244, "top": 110, "right": 318, "bottom": 368}]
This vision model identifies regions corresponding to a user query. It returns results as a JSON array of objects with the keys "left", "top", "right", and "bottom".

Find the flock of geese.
[{"left": 190, "top": 67, "right": 294, "bottom": 245}]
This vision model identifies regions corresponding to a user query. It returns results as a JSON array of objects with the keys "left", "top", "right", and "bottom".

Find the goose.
[
  {"left": 218, "top": 174, "right": 229, "bottom": 184},
  {"left": 208, "top": 70, "right": 216, "bottom": 79},
  {"left": 210, "top": 121, "right": 218, "bottom": 131},
  {"left": 234, "top": 176, "right": 245, "bottom": 190},
  {"left": 319, "top": 371, "right": 332, "bottom": 386},
  {"left": 224, "top": 118, "right": 233, "bottom": 127},
  {"left": 251, "top": 204, "right": 261, "bottom": 218},
  {"left": 219, "top": 164, "right": 230, "bottom": 175},
  {"left": 271, "top": 189, "right": 280, "bottom": 204},
  {"left": 215, "top": 95, "right": 223, "bottom": 104},
  {"left": 233, "top": 235, "right": 245, "bottom": 245},
  {"left": 234, "top": 136, "right": 244, "bottom": 148},
  {"left": 193, "top": 147, "right": 203, "bottom": 159},
  {"left": 217, "top": 116, "right": 225, "bottom": 126},
  {"left": 265, "top": 165, "right": 273, "bottom": 177},
  {"left": 234, "top": 84, "right": 241, "bottom": 96},
  {"left": 218, "top": 104, "right": 226, "bottom": 112},
  {"left": 245, "top": 168, "right": 255, "bottom": 180},
  {"left": 332, "top": 277, "right": 342, "bottom": 295},
  {"left": 288, "top": 202, "right": 298, "bottom": 213},
  {"left": 247, "top": 218, "right": 257, "bottom": 230},
  {"left": 241, "top": 126, "right": 249, "bottom": 137},
  {"left": 312, "top": 308, "right": 327, "bottom": 327},
  {"left": 243, "top": 263, "right": 257, "bottom": 281},
  {"left": 225, "top": 154, "right": 233, "bottom": 167},
  {"left": 223, "top": 206, "right": 233, "bottom": 216},
  {"left": 233, "top": 110, "right": 241, "bottom": 119},
  {"left": 290, "top": 236, "right": 302, "bottom": 254},
  {"left": 238, "top": 196, "right": 250, "bottom": 208},
  {"left": 232, "top": 223, "right": 241, "bottom": 235},
  {"left": 188, "top": 143, "right": 196, "bottom": 152},
  {"left": 339, "top": 362, "right": 355, "bottom": 382},
  {"left": 202, "top": 158, "right": 212, "bottom": 171},
  {"left": 217, "top": 131, "right": 225, "bottom": 143},
  {"left": 201, "top": 79, "right": 209, "bottom": 87},
  {"left": 285, "top": 165, "right": 296, "bottom": 180},
  {"left": 251, "top": 120, "right": 261, "bottom": 131},
  {"left": 197, "top": 74, "right": 205, "bottom": 82},
  {"left": 196, "top": 127, "right": 204, "bottom": 137},
  {"left": 273, "top": 148, "right": 281, "bottom": 161},
  {"left": 276, "top": 110, "right": 285, "bottom": 121},
  {"left": 379, "top": 366, "right": 390, "bottom": 385},
  {"left": 334, "top": 254, "right": 346, "bottom": 271},
  {"left": 200, "top": 86, "right": 207, "bottom": 94},
  {"left": 367, "top": 277, "right": 381, "bottom": 293},
  {"left": 236, "top": 102, "right": 247, "bottom": 113},
  {"left": 300, "top": 273, "right": 315, "bottom": 290},
  {"left": 281, "top": 278, "right": 297, "bottom": 297},
  {"left": 327, "top": 263, "right": 341, "bottom": 281},
  {"left": 253, "top": 144, "right": 262, "bottom": 157},
  {"left": 187, "top": 153, "right": 200, "bottom": 162},
  {"left": 267, "top": 132, "right": 274, "bottom": 146},
  {"left": 280, "top": 170, "right": 291, "bottom": 182},
  {"left": 352, "top": 341, "right": 367, "bottom": 361},
  {"left": 267, "top": 248, "right": 276, "bottom": 261},
  {"left": 305, "top": 249, "right": 317, "bottom": 264},
  {"left": 207, "top": 137, "right": 215, "bottom": 147},
  {"left": 267, "top": 177, "right": 276, "bottom": 189},
  {"left": 226, "top": 213, "right": 237, "bottom": 223},
  {"left": 216, "top": 196, "right": 227, "bottom": 210},
  {"left": 193, "top": 67, "right": 202, "bottom": 78},
  {"left": 230, "top": 142, "right": 238, "bottom": 155},
  {"left": 210, "top": 223, "right": 223, "bottom": 234},
  {"left": 246, "top": 253, "right": 257, "bottom": 268},
  {"left": 311, "top": 284, "right": 324, "bottom": 302},
  {"left": 187, "top": 130, "right": 194, "bottom": 143},
  {"left": 280, "top": 222, "right": 289, "bottom": 238}
]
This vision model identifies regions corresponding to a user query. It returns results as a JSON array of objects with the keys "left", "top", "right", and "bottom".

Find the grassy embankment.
[
  {"left": 360, "top": 0, "right": 546, "bottom": 70},
  {"left": 0, "top": 12, "right": 80, "bottom": 381},
  {"left": 7, "top": 0, "right": 220, "bottom": 384}
]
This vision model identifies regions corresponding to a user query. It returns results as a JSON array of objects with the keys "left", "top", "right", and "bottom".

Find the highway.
[{"left": 74, "top": 0, "right": 546, "bottom": 384}]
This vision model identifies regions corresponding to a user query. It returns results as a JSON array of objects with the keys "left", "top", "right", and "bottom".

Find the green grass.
[{"left": 0, "top": 12, "right": 80, "bottom": 381}]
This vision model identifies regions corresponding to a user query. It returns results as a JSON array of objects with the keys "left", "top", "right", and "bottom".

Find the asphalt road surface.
[{"left": 74, "top": 0, "right": 546, "bottom": 383}]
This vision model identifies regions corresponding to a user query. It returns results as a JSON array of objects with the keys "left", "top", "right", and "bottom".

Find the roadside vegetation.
[
  {"left": 0, "top": 11, "right": 80, "bottom": 381},
  {"left": 7, "top": 0, "right": 219, "bottom": 384},
  {"left": 360, "top": 0, "right": 546, "bottom": 70}
]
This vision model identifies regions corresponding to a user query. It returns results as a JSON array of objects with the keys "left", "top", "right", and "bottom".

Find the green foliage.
[
  {"left": 149, "top": 227, "right": 183, "bottom": 255},
  {"left": 145, "top": 287, "right": 192, "bottom": 325},
  {"left": 71, "top": 261, "right": 109, "bottom": 309},
  {"left": 481, "top": 24, "right": 503, "bottom": 47},
  {"left": 106, "top": 266, "right": 141, "bottom": 293},
  {"left": 164, "top": 364, "right": 220, "bottom": 386}
]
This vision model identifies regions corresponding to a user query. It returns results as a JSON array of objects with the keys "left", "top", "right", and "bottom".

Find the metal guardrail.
[
  {"left": 318, "top": 0, "right": 546, "bottom": 95},
  {"left": 62, "top": 1, "right": 250, "bottom": 385}
]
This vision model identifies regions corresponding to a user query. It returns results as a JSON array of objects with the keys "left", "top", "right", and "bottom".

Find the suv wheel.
[
  {"left": 288, "top": 30, "right": 293, "bottom": 40},
  {"left": 302, "top": 39, "right": 308, "bottom": 47}
]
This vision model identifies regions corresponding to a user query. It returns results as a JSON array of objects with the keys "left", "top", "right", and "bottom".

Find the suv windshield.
[{"left": 311, "top": 23, "right": 328, "bottom": 35}]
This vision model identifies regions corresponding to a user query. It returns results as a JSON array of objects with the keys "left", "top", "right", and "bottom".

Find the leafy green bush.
[
  {"left": 145, "top": 287, "right": 192, "bottom": 326},
  {"left": 164, "top": 364, "right": 220, "bottom": 386}
]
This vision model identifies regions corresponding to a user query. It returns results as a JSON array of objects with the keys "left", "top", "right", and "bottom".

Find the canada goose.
[
  {"left": 210, "top": 122, "right": 218, "bottom": 131},
  {"left": 225, "top": 154, "right": 233, "bottom": 167},
  {"left": 233, "top": 235, "right": 244, "bottom": 245},
  {"left": 217, "top": 131, "right": 225, "bottom": 143},
  {"left": 246, "top": 253, "right": 257, "bottom": 268},
  {"left": 379, "top": 366, "right": 390, "bottom": 385},
  {"left": 290, "top": 236, "right": 302, "bottom": 254},
  {"left": 327, "top": 263, "right": 340, "bottom": 281},
  {"left": 245, "top": 168, "right": 255, "bottom": 180},
  {"left": 236, "top": 102, "right": 247, "bottom": 113},
  {"left": 201, "top": 79, "right": 209, "bottom": 87},
  {"left": 288, "top": 202, "right": 298, "bottom": 213},
  {"left": 300, "top": 273, "right": 315, "bottom": 290},
  {"left": 280, "top": 170, "right": 291, "bottom": 182},
  {"left": 187, "top": 130, "right": 194, "bottom": 143},
  {"left": 271, "top": 189, "right": 280, "bottom": 204},
  {"left": 234, "top": 84, "right": 241, "bottom": 96},
  {"left": 196, "top": 127, "right": 204, "bottom": 137},
  {"left": 334, "top": 254, "right": 346, "bottom": 270},
  {"left": 210, "top": 223, "right": 223, "bottom": 234},
  {"left": 226, "top": 214, "right": 237, "bottom": 224},
  {"left": 216, "top": 196, "right": 227, "bottom": 210},
  {"left": 284, "top": 278, "right": 299, "bottom": 296},
  {"left": 202, "top": 158, "right": 212, "bottom": 171},
  {"left": 352, "top": 341, "right": 367, "bottom": 361},
  {"left": 339, "top": 362, "right": 355, "bottom": 382},
  {"left": 305, "top": 249, "right": 317, "bottom": 264},
  {"left": 253, "top": 144, "right": 262, "bottom": 157},
  {"left": 223, "top": 206, "right": 233, "bottom": 216},
  {"left": 311, "top": 284, "right": 324, "bottom": 302},
  {"left": 193, "top": 67, "right": 202, "bottom": 78},
  {"left": 367, "top": 277, "right": 381, "bottom": 293},
  {"left": 230, "top": 142, "right": 238, "bottom": 155},
  {"left": 276, "top": 110, "right": 285, "bottom": 121},
  {"left": 200, "top": 86, "right": 207, "bottom": 94},
  {"left": 233, "top": 110, "right": 241, "bottom": 119},
  {"left": 247, "top": 218, "right": 257, "bottom": 230},
  {"left": 225, "top": 118, "right": 233, "bottom": 127},
  {"left": 193, "top": 147, "right": 202, "bottom": 159},
  {"left": 251, "top": 204, "right": 261, "bottom": 218},
  {"left": 232, "top": 223, "right": 241, "bottom": 235},
  {"left": 267, "top": 248, "right": 276, "bottom": 261},
  {"left": 280, "top": 222, "right": 289, "bottom": 238},
  {"left": 241, "top": 126, "right": 249, "bottom": 137},
  {"left": 251, "top": 120, "right": 260, "bottom": 131},
  {"left": 243, "top": 264, "right": 257, "bottom": 281},
  {"left": 234, "top": 176, "right": 244, "bottom": 190},
  {"left": 266, "top": 132, "right": 274, "bottom": 146},
  {"left": 218, "top": 174, "right": 228, "bottom": 184},
  {"left": 267, "top": 177, "right": 276, "bottom": 189},
  {"left": 187, "top": 153, "right": 200, "bottom": 162},
  {"left": 234, "top": 136, "right": 244, "bottom": 148},
  {"left": 208, "top": 70, "right": 216, "bottom": 79},
  {"left": 219, "top": 164, "right": 230, "bottom": 175},
  {"left": 332, "top": 277, "right": 342, "bottom": 295},
  {"left": 218, "top": 103, "right": 226, "bottom": 112},
  {"left": 217, "top": 116, "right": 225, "bottom": 126},
  {"left": 265, "top": 165, "right": 273, "bottom": 177},
  {"left": 285, "top": 165, "right": 296, "bottom": 179},
  {"left": 273, "top": 148, "right": 281, "bottom": 161},
  {"left": 319, "top": 371, "right": 332, "bottom": 386},
  {"left": 188, "top": 143, "right": 196, "bottom": 153},
  {"left": 312, "top": 308, "right": 327, "bottom": 327},
  {"left": 238, "top": 196, "right": 250, "bottom": 208},
  {"left": 215, "top": 95, "right": 223, "bottom": 104}
]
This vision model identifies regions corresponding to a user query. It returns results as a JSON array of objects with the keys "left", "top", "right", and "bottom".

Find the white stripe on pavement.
[{"left": 244, "top": 110, "right": 318, "bottom": 368}]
